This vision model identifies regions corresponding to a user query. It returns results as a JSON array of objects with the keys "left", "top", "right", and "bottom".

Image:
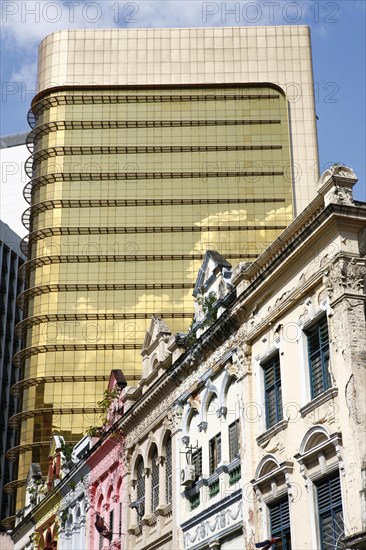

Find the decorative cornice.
[
  {"left": 256, "top": 420, "right": 288, "bottom": 448},
  {"left": 300, "top": 387, "right": 338, "bottom": 418}
]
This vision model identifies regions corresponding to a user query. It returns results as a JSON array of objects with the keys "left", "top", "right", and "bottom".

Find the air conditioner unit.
[{"left": 181, "top": 465, "right": 195, "bottom": 486}]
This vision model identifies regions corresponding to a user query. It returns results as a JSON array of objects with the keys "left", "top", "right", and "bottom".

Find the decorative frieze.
[
  {"left": 323, "top": 257, "right": 365, "bottom": 303},
  {"left": 183, "top": 497, "right": 243, "bottom": 549}
]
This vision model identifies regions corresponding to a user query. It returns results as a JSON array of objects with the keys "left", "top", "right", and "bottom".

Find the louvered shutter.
[
  {"left": 269, "top": 497, "right": 291, "bottom": 549},
  {"left": 316, "top": 473, "right": 344, "bottom": 549}
]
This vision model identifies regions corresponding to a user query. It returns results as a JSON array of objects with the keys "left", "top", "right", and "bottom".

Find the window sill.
[
  {"left": 127, "top": 524, "right": 142, "bottom": 536},
  {"left": 155, "top": 502, "right": 172, "bottom": 517},
  {"left": 184, "top": 483, "right": 200, "bottom": 498},
  {"left": 227, "top": 456, "right": 240, "bottom": 472},
  {"left": 256, "top": 419, "right": 288, "bottom": 447},
  {"left": 300, "top": 387, "right": 338, "bottom": 417}
]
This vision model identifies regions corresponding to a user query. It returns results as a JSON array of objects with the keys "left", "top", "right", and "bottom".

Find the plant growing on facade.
[
  {"left": 197, "top": 292, "right": 218, "bottom": 327},
  {"left": 69, "top": 480, "right": 77, "bottom": 491},
  {"left": 185, "top": 317, "right": 197, "bottom": 348},
  {"left": 26, "top": 479, "right": 44, "bottom": 506},
  {"left": 86, "top": 387, "right": 121, "bottom": 436},
  {"left": 60, "top": 509, "right": 68, "bottom": 526},
  {"left": 59, "top": 440, "right": 74, "bottom": 462}
]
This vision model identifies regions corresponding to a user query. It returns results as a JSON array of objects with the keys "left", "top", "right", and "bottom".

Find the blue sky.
[{"left": 1, "top": 0, "right": 365, "bottom": 200}]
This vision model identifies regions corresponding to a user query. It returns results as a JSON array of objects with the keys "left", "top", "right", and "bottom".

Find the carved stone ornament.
[
  {"left": 217, "top": 405, "right": 227, "bottom": 418},
  {"left": 183, "top": 500, "right": 243, "bottom": 549},
  {"left": 188, "top": 396, "right": 201, "bottom": 412},
  {"left": 168, "top": 405, "right": 183, "bottom": 433},
  {"left": 224, "top": 360, "right": 239, "bottom": 378},
  {"left": 326, "top": 184, "right": 354, "bottom": 206},
  {"left": 198, "top": 421, "right": 208, "bottom": 432},
  {"left": 323, "top": 258, "right": 365, "bottom": 301},
  {"left": 232, "top": 344, "right": 251, "bottom": 377},
  {"left": 317, "top": 164, "right": 358, "bottom": 207}
]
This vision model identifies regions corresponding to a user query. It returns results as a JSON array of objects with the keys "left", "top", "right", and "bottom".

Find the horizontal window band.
[
  {"left": 11, "top": 373, "right": 141, "bottom": 398},
  {"left": 17, "top": 282, "right": 195, "bottom": 309},
  {"left": 8, "top": 407, "right": 103, "bottom": 429},
  {"left": 28, "top": 118, "right": 282, "bottom": 146},
  {"left": 19, "top": 252, "right": 266, "bottom": 280},
  {"left": 30, "top": 143, "right": 283, "bottom": 162},
  {"left": 31, "top": 92, "right": 280, "bottom": 117},
  {"left": 13, "top": 342, "right": 152, "bottom": 368},
  {"left": 30, "top": 171, "right": 285, "bottom": 189},
  {"left": 26, "top": 224, "right": 288, "bottom": 244},
  {"left": 4, "top": 478, "right": 31, "bottom": 494},
  {"left": 25, "top": 197, "right": 286, "bottom": 217},
  {"left": 16, "top": 312, "right": 194, "bottom": 338},
  {"left": 4, "top": 440, "right": 80, "bottom": 464}
]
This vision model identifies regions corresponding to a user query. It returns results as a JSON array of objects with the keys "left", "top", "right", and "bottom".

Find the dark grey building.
[{"left": 0, "top": 221, "right": 25, "bottom": 528}]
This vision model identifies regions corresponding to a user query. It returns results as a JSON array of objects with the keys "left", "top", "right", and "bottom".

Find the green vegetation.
[{"left": 86, "top": 387, "right": 121, "bottom": 436}]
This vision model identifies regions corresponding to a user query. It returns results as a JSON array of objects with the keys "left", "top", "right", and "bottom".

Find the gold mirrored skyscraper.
[{"left": 9, "top": 26, "right": 319, "bottom": 504}]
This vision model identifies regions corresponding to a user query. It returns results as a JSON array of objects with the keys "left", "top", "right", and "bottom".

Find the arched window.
[
  {"left": 252, "top": 456, "right": 293, "bottom": 550},
  {"left": 132, "top": 456, "right": 145, "bottom": 523},
  {"left": 165, "top": 436, "right": 172, "bottom": 504},
  {"left": 295, "top": 427, "right": 344, "bottom": 549},
  {"left": 136, "top": 457, "right": 145, "bottom": 501},
  {"left": 206, "top": 394, "right": 221, "bottom": 475},
  {"left": 151, "top": 446, "right": 159, "bottom": 512}
]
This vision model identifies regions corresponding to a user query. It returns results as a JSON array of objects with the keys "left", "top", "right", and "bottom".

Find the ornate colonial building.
[{"left": 11, "top": 166, "right": 366, "bottom": 549}]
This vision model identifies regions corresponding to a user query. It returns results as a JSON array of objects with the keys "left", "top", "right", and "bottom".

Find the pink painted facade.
[{"left": 86, "top": 371, "right": 126, "bottom": 550}]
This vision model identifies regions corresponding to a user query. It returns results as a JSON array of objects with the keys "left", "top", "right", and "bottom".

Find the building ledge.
[
  {"left": 300, "top": 387, "right": 338, "bottom": 418},
  {"left": 127, "top": 524, "right": 142, "bottom": 536},
  {"left": 256, "top": 419, "right": 288, "bottom": 447},
  {"left": 342, "top": 531, "right": 366, "bottom": 550}
]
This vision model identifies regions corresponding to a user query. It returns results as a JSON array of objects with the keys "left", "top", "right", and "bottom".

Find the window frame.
[
  {"left": 165, "top": 436, "right": 172, "bottom": 504},
  {"left": 306, "top": 316, "right": 331, "bottom": 399},
  {"left": 109, "top": 509, "right": 114, "bottom": 538},
  {"left": 135, "top": 456, "right": 145, "bottom": 521},
  {"left": 191, "top": 447, "right": 202, "bottom": 483},
  {"left": 118, "top": 502, "right": 122, "bottom": 538},
  {"left": 136, "top": 457, "right": 145, "bottom": 501},
  {"left": 151, "top": 447, "right": 160, "bottom": 512},
  {"left": 268, "top": 496, "right": 292, "bottom": 550},
  {"left": 315, "top": 472, "right": 344, "bottom": 550},
  {"left": 209, "top": 432, "right": 222, "bottom": 476},
  {"left": 228, "top": 419, "right": 240, "bottom": 462},
  {"left": 262, "top": 352, "right": 283, "bottom": 430}
]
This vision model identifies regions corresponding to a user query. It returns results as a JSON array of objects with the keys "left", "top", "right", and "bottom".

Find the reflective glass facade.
[{"left": 13, "top": 83, "right": 293, "bottom": 503}]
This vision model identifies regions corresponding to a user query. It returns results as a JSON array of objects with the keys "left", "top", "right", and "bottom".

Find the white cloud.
[
  {"left": 1, "top": 0, "right": 119, "bottom": 51},
  {"left": 11, "top": 61, "right": 37, "bottom": 87}
]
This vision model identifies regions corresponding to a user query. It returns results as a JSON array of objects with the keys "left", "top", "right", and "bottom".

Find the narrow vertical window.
[
  {"left": 136, "top": 456, "right": 145, "bottom": 520},
  {"left": 165, "top": 436, "right": 172, "bottom": 504},
  {"left": 109, "top": 509, "right": 114, "bottom": 538},
  {"left": 307, "top": 317, "right": 331, "bottom": 398},
  {"left": 228, "top": 420, "right": 240, "bottom": 462},
  {"left": 269, "top": 497, "right": 292, "bottom": 549},
  {"left": 209, "top": 433, "right": 221, "bottom": 475},
  {"left": 118, "top": 502, "right": 122, "bottom": 537},
  {"left": 191, "top": 448, "right": 202, "bottom": 483},
  {"left": 263, "top": 353, "right": 283, "bottom": 429},
  {"left": 316, "top": 473, "right": 344, "bottom": 549},
  {"left": 151, "top": 446, "right": 159, "bottom": 512}
]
